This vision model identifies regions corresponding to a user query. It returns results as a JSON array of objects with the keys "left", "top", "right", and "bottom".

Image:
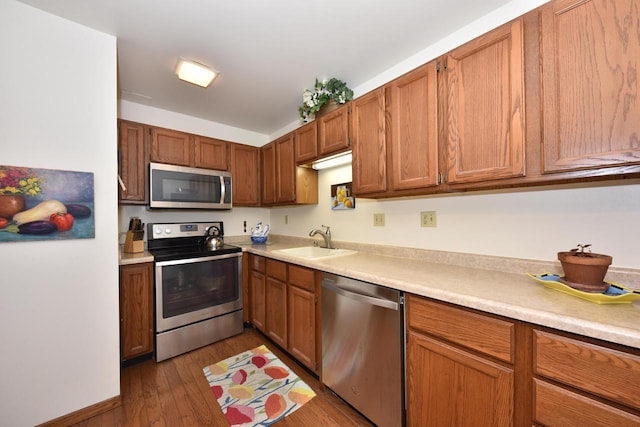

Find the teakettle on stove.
[{"left": 204, "top": 225, "right": 223, "bottom": 250}]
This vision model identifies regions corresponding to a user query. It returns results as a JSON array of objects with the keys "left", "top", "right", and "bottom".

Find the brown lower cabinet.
[
  {"left": 248, "top": 254, "right": 319, "bottom": 373},
  {"left": 406, "top": 293, "right": 640, "bottom": 426},
  {"left": 119, "top": 262, "right": 154, "bottom": 362},
  {"left": 265, "top": 259, "right": 288, "bottom": 348},
  {"left": 406, "top": 295, "right": 515, "bottom": 427}
]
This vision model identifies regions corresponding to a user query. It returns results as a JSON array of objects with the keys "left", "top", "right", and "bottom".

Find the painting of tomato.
[{"left": 49, "top": 212, "right": 74, "bottom": 231}]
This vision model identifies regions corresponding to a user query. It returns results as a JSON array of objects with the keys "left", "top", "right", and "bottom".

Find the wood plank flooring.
[{"left": 72, "top": 327, "right": 373, "bottom": 426}]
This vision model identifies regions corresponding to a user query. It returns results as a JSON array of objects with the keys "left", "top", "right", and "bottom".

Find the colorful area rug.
[{"left": 203, "top": 344, "right": 316, "bottom": 426}]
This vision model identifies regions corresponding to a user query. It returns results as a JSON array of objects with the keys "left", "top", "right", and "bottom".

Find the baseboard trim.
[{"left": 37, "top": 395, "right": 121, "bottom": 427}]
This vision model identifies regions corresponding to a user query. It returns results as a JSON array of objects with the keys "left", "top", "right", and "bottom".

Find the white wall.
[
  {"left": 0, "top": 2, "right": 119, "bottom": 426},
  {"left": 270, "top": 167, "right": 640, "bottom": 269},
  {"left": 118, "top": 205, "right": 271, "bottom": 243}
]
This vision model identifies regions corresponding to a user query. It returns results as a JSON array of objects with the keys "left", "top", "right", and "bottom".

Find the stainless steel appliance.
[
  {"left": 322, "top": 273, "right": 405, "bottom": 427},
  {"left": 149, "top": 162, "right": 232, "bottom": 209},
  {"left": 148, "top": 221, "right": 243, "bottom": 362}
]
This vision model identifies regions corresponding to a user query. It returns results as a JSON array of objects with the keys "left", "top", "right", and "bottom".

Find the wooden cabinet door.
[
  {"left": 287, "top": 285, "right": 316, "bottom": 371},
  {"left": 150, "top": 127, "right": 191, "bottom": 166},
  {"left": 287, "top": 265, "right": 317, "bottom": 372},
  {"left": 261, "top": 142, "right": 276, "bottom": 204},
  {"left": 275, "top": 133, "right": 296, "bottom": 203},
  {"left": 386, "top": 62, "right": 439, "bottom": 191},
  {"left": 249, "top": 269, "right": 266, "bottom": 332},
  {"left": 540, "top": 0, "right": 640, "bottom": 173},
  {"left": 294, "top": 121, "right": 318, "bottom": 163},
  {"left": 119, "top": 263, "right": 154, "bottom": 361},
  {"left": 407, "top": 330, "right": 514, "bottom": 427},
  {"left": 444, "top": 18, "right": 525, "bottom": 185},
  {"left": 352, "top": 88, "right": 387, "bottom": 195},
  {"left": 193, "top": 136, "right": 228, "bottom": 170},
  {"left": 266, "top": 276, "right": 287, "bottom": 348},
  {"left": 230, "top": 143, "right": 261, "bottom": 206},
  {"left": 318, "top": 104, "right": 350, "bottom": 156},
  {"left": 118, "top": 120, "right": 147, "bottom": 203}
]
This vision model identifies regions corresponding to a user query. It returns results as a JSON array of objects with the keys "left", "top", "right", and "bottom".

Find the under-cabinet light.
[
  {"left": 176, "top": 58, "right": 218, "bottom": 88},
  {"left": 311, "top": 151, "right": 352, "bottom": 170}
]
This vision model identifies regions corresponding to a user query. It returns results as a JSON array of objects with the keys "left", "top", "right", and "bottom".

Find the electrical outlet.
[
  {"left": 420, "top": 211, "right": 437, "bottom": 227},
  {"left": 284, "top": 215, "right": 288, "bottom": 225},
  {"left": 373, "top": 213, "right": 385, "bottom": 227}
]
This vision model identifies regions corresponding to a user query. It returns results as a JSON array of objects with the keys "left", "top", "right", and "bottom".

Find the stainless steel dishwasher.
[{"left": 321, "top": 273, "right": 404, "bottom": 427}]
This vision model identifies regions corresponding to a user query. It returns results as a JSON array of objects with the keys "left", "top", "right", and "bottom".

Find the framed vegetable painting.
[
  {"left": 331, "top": 182, "right": 355, "bottom": 210},
  {"left": 0, "top": 165, "right": 94, "bottom": 242}
]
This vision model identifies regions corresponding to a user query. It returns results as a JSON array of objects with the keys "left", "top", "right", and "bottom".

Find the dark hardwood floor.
[{"left": 73, "top": 327, "right": 373, "bottom": 426}]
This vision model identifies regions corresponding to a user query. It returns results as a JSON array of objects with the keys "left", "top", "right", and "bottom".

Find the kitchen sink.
[{"left": 273, "top": 246, "right": 357, "bottom": 260}]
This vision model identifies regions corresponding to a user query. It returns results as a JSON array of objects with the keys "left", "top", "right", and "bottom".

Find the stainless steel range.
[{"left": 147, "top": 221, "right": 243, "bottom": 362}]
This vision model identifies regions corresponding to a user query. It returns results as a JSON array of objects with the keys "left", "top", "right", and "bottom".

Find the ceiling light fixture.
[
  {"left": 311, "top": 151, "right": 353, "bottom": 170},
  {"left": 176, "top": 58, "right": 218, "bottom": 88}
]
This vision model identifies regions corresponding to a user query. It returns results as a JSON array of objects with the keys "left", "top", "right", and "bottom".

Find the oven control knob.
[
  {"left": 165, "top": 228, "right": 172, "bottom": 234},
  {"left": 155, "top": 228, "right": 162, "bottom": 234}
]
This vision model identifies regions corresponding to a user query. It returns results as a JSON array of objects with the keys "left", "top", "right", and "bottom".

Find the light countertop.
[{"left": 236, "top": 239, "right": 640, "bottom": 350}]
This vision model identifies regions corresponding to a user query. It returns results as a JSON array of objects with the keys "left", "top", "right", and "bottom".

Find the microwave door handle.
[{"left": 220, "top": 177, "right": 226, "bottom": 204}]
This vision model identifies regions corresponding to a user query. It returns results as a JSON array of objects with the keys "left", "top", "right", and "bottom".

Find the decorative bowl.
[{"left": 251, "top": 235, "right": 268, "bottom": 244}]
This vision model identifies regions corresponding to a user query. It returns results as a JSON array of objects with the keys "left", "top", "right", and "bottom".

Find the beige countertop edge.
[
  {"left": 239, "top": 242, "right": 640, "bottom": 350},
  {"left": 118, "top": 247, "right": 154, "bottom": 265}
]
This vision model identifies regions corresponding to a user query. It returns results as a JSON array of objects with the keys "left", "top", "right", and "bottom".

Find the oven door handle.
[{"left": 155, "top": 252, "right": 241, "bottom": 266}]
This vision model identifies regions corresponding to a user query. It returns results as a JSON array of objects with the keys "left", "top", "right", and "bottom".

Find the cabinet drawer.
[
  {"left": 407, "top": 295, "right": 514, "bottom": 363},
  {"left": 533, "top": 379, "right": 640, "bottom": 427},
  {"left": 266, "top": 259, "right": 287, "bottom": 281},
  {"left": 288, "top": 265, "right": 316, "bottom": 292},
  {"left": 534, "top": 330, "right": 640, "bottom": 411},
  {"left": 250, "top": 254, "right": 265, "bottom": 273}
]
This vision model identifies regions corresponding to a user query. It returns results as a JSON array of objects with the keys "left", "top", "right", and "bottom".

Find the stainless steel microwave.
[{"left": 149, "top": 162, "right": 232, "bottom": 209}]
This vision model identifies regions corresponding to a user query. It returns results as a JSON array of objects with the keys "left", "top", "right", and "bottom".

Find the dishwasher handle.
[{"left": 322, "top": 279, "right": 399, "bottom": 310}]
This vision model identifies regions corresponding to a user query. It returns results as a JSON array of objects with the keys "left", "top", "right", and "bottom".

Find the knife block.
[{"left": 124, "top": 231, "right": 144, "bottom": 253}]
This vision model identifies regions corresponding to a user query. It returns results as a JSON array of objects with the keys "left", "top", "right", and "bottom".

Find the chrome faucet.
[{"left": 309, "top": 225, "right": 333, "bottom": 249}]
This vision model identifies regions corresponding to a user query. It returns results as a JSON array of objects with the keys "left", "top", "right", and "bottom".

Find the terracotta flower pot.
[{"left": 557, "top": 251, "right": 612, "bottom": 292}]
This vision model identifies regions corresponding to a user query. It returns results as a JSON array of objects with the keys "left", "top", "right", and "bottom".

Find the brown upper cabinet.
[
  {"left": 150, "top": 126, "right": 230, "bottom": 170},
  {"left": 387, "top": 61, "right": 439, "bottom": 192},
  {"left": 230, "top": 143, "right": 261, "bottom": 206},
  {"left": 193, "top": 136, "right": 229, "bottom": 170},
  {"left": 261, "top": 141, "right": 276, "bottom": 204},
  {"left": 294, "top": 103, "right": 350, "bottom": 165},
  {"left": 539, "top": 0, "right": 640, "bottom": 174},
  {"left": 351, "top": 88, "right": 387, "bottom": 195},
  {"left": 318, "top": 103, "right": 350, "bottom": 157},
  {"left": 443, "top": 18, "right": 526, "bottom": 185},
  {"left": 119, "top": 119, "right": 246, "bottom": 205},
  {"left": 118, "top": 120, "right": 148, "bottom": 204},
  {"left": 352, "top": 61, "right": 440, "bottom": 197},
  {"left": 352, "top": 17, "right": 527, "bottom": 198},
  {"left": 263, "top": 133, "right": 318, "bottom": 206},
  {"left": 294, "top": 121, "right": 318, "bottom": 163},
  {"left": 275, "top": 133, "right": 297, "bottom": 203},
  {"left": 150, "top": 126, "right": 192, "bottom": 166}
]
